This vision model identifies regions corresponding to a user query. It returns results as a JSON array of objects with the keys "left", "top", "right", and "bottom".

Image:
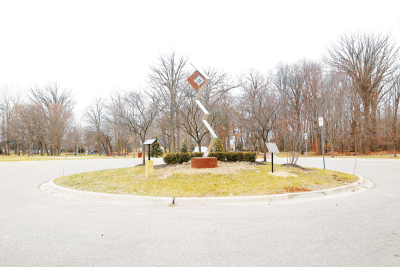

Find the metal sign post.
[
  {"left": 266, "top": 143, "right": 280, "bottom": 173},
  {"left": 319, "top": 117, "right": 325, "bottom": 169},
  {"left": 304, "top": 133, "right": 308, "bottom": 158},
  {"left": 143, "top": 139, "right": 156, "bottom": 161},
  {"left": 143, "top": 139, "right": 156, "bottom": 177}
]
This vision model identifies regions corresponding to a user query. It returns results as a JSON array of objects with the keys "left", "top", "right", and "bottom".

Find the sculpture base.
[{"left": 191, "top": 157, "right": 218, "bottom": 169}]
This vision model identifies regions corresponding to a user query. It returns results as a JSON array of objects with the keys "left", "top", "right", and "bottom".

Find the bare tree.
[
  {"left": 29, "top": 82, "right": 74, "bottom": 155},
  {"left": 148, "top": 51, "right": 188, "bottom": 152},
  {"left": 14, "top": 103, "right": 44, "bottom": 156},
  {"left": 85, "top": 96, "right": 106, "bottom": 156},
  {"left": 274, "top": 62, "right": 308, "bottom": 164},
  {"left": 240, "top": 70, "right": 278, "bottom": 161},
  {"left": 325, "top": 32, "right": 399, "bottom": 153},
  {"left": 64, "top": 124, "right": 83, "bottom": 155},
  {"left": 302, "top": 61, "right": 324, "bottom": 155},
  {"left": 322, "top": 71, "right": 350, "bottom": 157},
  {"left": 113, "top": 90, "right": 161, "bottom": 164},
  {"left": 0, "top": 85, "right": 20, "bottom": 155},
  {"left": 200, "top": 68, "right": 238, "bottom": 145},
  {"left": 180, "top": 84, "right": 214, "bottom": 152},
  {"left": 214, "top": 92, "right": 236, "bottom": 151},
  {"left": 387, "top": 74, "right": 400, "bottom": 156}
]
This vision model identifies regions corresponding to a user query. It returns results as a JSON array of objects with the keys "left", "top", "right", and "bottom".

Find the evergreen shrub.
[
  {"left": 150, "top": 138, "right": 164, "bottom": 157},
  {"left": 180, "top": 143, "right": 188, "bottom": 153},
  {"left": 215, "top": 138, "right": 225, "bottom": 152}
]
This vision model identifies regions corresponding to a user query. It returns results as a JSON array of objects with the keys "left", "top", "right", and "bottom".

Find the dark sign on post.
[
  {"left": 266, "top": 143, "right": 280, "bottom": 173},
  {"left": 143, "top": 139, "right": 156, "bottom": 161}
]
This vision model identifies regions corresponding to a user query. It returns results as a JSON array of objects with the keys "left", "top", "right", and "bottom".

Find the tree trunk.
[
  {"left": 171, "top": 124, "right": 175, "bottom": 153},
  {"left": 142, "top": 144, "right": 146, "bottom": 165},
  {"left": 370, "top": 100, "right": 378, "bottom": 152},
  {"left": 263, "top": 142, "right": 267, "bottom": 162},
  {"left": 362, "top": 98, "right": 371, "bottom": 154}
]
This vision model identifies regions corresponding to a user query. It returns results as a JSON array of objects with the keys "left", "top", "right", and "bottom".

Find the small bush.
[
  {"left": 243, "top": 152, "right": 256, "bottom": 162},
  {"left": 163, "top": 153, "right": 176, "bottom": 164},
  {"left": 179, "top": 152, "right": 191, "bottom": 163}
]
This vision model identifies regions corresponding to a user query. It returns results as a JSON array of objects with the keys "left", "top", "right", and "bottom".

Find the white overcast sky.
[{"left": 1, "top": 0, "right": 400, "bottom": 119}]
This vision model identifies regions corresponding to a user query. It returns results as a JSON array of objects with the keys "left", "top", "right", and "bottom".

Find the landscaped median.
[{"left": 52, "top": 162, "right": 361, "bottom": 200}]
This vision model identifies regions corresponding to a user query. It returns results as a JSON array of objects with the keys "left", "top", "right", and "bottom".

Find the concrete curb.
[{"left": 39, "top": 175, "right": 373, "bottom": 206}]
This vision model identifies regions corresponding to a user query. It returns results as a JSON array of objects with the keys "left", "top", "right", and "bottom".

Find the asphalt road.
[{"left": 0, "top": 156, "right": 399, "bottom": 266}]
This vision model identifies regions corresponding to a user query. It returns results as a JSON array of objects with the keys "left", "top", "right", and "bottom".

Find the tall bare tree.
[
  {"left": 14, "top": 103, "right": 44, "bottom": 156},
  {"left": 240, "top": 70, "right": 278, "bottom": 161},
  {"left": 386, "top": 74, "right": 400, "bottom": 156},
  {"left": 113, "top": 90, "right": 161, "bottom": 164},
  {"left": 325, "top": 32, "right": 399, "bottom": 153},
  {"left": 274, "top": 62, "right": 308, "bottom": 164},
  {"left": 0, "top": 85, "right": 22, "bottom": 155},
  {"left": 322, "top": 71, "right": 350, "bottom": 157},
  {"left": 148, "top": 51, "right": 188, "bottom": 152},
  {"left": 85, "top": 96, "right": 106, "bottom": 156},
  {"left": 29, "top": 82, "right": 74, "bottom": 155}
]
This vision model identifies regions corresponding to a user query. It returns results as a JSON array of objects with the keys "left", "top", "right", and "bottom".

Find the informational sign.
[
  {"left": 304, "top": 133, "right": 308, "bottom": 140},
  {"left": 319, "top": 117, "right": 324, "bottom": 127},
  {"left": 143, "top": 139, "right": 156, "bottom": 161},
  {"left": 143, "top": 139, "right": 156, "bottom": 145},
  {"left": 187, "top": 70, "right": 207, "bottom": 91},
  {"left": 266, "top": 143, "right": 280, "bottom": 153}
]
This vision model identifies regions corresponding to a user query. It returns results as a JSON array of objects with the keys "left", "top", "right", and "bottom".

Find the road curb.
[{"left": 39, "top": 175, "right": 373, "bottom": 206}]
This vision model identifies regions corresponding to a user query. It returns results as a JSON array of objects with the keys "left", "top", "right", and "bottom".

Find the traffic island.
[
  {"left": 191, "top": 157, "right": 217, "bottom": 169},
  {"left": 51, "top": 162, "right": 362, "bottom": 198}
]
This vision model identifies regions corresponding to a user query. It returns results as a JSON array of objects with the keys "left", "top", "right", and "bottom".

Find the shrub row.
[
  {"left": 163, "top": 151, "right": 256, "bottom": 164},
  {"left": 208, "top": 152, "right": 256, "bottom": 162},
  {"left": 163, "top": 152, "right": 204, "bottom": 164}
]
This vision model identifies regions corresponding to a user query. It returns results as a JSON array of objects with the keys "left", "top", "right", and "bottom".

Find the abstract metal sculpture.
[{"left": 187, "top": 69, "right": 218, "bottom": 158}]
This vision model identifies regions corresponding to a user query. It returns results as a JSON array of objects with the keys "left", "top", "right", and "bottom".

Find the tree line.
[{"left": 1, "top": 31, "right": 400, "bottom": 160}]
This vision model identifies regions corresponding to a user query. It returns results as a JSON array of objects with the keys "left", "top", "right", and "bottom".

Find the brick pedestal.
[{"left": 191, "top": 157, "right": 218, "bottom": 169}]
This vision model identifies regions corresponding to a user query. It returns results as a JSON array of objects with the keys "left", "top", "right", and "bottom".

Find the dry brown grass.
[{"left": 54, "top": 161, "right": 359, "bottom": 197}]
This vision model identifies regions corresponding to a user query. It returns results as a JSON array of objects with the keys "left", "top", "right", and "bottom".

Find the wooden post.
[{"left": 145, "top": 160, "right": 153, "bottom": 177}]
